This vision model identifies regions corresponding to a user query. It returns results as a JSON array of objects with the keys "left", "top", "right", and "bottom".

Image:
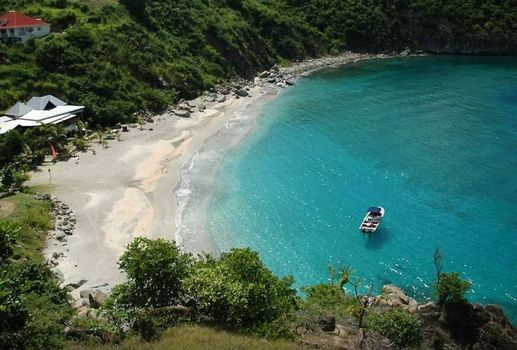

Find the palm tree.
[{"left": 24, "top": 124, "right": 68, "bottom": 158}]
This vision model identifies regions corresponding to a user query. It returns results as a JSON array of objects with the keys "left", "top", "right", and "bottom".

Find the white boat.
[{"left": 359, "top": 206, "right": 385, "bottom": 233}]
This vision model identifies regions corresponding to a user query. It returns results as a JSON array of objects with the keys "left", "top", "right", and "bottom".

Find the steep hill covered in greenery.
[{"left": 0, "top": 0, "right": 515, "bottom": 127}]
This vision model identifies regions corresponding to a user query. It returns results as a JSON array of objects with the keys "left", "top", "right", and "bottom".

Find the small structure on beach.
[
  {"left": 0, "top": 95, "right": 84, "bottom": 134},
  {"left": 0, "top": 11, "right": 50, "bottom": 43}
]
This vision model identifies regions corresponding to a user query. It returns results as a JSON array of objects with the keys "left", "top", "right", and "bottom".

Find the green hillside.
[{"left": 1, "top": 0, "right": 515, "bottom": 127}]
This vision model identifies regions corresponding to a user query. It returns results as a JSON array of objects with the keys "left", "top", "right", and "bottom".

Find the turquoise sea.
[{"left": 181, "top": 56, "right": 517, "bottom": 321}]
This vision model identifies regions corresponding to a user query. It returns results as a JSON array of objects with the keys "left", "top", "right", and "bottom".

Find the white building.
[
  {"left": 0, "top": 11, "right": 50, "bottom": 43},
  {"left": 0, "top": 95, "right": 84, "bottom": 134}
]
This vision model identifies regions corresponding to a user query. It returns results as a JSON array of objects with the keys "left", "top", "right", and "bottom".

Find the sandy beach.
[
  {"left": 28, "top": 52, "right": 405, "bottom": 299},
  {"left": 29, "top": 85, "right": 274, "bottom": 298}
]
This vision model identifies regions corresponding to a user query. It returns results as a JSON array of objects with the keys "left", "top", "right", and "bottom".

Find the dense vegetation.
[
  {"left": 102, "top": 238, "right": 298, "bottom": 339},
  {"left": 0, "top": 0, "right": 515, "bottom": 129},
  {"left": 368, "top": 309, "right": 423, "bottom": 348},
  {"left": 0, "top": 193, "right": 504, "bottom": 350},
  {"left": 0, "top": 1, "right": 514, "bottom": 348},
  {"left": 0, "top": 194, "right": 73, "bottom": 349}
]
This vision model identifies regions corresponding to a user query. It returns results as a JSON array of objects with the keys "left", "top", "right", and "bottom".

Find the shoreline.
[{"left": 29, "top": 51, "right": 413, "bottom": 299}]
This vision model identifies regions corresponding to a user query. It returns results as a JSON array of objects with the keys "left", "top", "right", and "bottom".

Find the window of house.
[{"left": 28, "top": 27, "right": 34, "bottom": 33}]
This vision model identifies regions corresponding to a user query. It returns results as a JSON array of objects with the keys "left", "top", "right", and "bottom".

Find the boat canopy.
[{"left": 368, "top": 206, "right": 382, "bottom": 214}]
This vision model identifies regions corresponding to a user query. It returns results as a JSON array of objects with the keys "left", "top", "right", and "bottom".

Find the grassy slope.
[
  {"left": 65, "top": 325, "right": 302, "bottom": 350},
  {"left": 0, "top": 192, "right": 53, "bottom": 260}
]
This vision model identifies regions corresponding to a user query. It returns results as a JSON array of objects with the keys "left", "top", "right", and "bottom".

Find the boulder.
[
  {"left": 236, "top": 89, "right": 248, "bottom": 97},
  {"left": 89, "top": 290, "right": 107, "bottom": 309},
  {"left": 318, "top": 315, "right": 336, "bottom": 332},
  {"left": 258, "top": 71, "right": 270, "bottom": 79},
  {"left": 363, "top": 330, "right": 393, "bottom": 349},
  {"left": 66, "top": 279, "right": 87, "bottom": 289},
  {"left": 64, "top": 326, "right": 118, "bottom": 344},
  {"left": 417, "top": 301, "right": 439, "bottom": 314},
  {"left": 79, "top": 289, "right": 96, "bottom": 299},
  {"left": 174, "top": 109, "right": 191, "bottom": 118},
  {"left": 378, "top": 285, "right": 418, "bottom": 310}
]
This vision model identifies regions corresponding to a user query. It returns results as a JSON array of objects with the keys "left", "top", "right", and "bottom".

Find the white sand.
[
  {"left": 29, "top": 52, "right": 404, "bottom": 298},
  {"left": 29, "top": 87, "right": 268, "bottom": 298}
]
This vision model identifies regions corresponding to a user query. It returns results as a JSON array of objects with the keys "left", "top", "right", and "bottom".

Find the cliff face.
[
  {"left": 297, "top": 285, "right": 516, "bottom": 350},
  {"left": 412, "top": 30, "right": 517, "bottom": 56}
]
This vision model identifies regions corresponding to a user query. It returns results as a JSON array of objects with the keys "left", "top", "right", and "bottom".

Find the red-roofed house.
[{"left": 0, "top": 11, "right": 50, "bottom": 43}]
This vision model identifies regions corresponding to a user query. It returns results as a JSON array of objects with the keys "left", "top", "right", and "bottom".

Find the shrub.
[
  {"left": 118, "top": 238, "right": 193, "bottom": 308},
  {"left": 0, "top": 166, "right": 15, "bottom": 192},
  {"left": 0, "top": 130, "right": 24, "bottom": 168},
  {"left": 0, "top": 279, "right": 29, "bottom": 349},
  {"left": 132, "top": 309, "right": 161, "bottom": 341},
  {"left": 73, "top": 137, "right": 88, "bottom": 151},
  {"left": 101, "top": 238, "right": 193, "bottom": 329},
  {"left": 184, "top": 248, "right": 298, "bottom": 337},
  {"left": 13, "top": 170, "right": 30, "bottom": 191},
  {"left": 0, "top": 222, "right": 19, "bottom": 262},
  {"left": 301, "top": 283, "right": 357, "bottom": 319},
  {"left": 368, "top": 309, "right": 423, "bottom": 348},
  {"left": 436, "top": 272, "right": 471, "bottom": 305}
]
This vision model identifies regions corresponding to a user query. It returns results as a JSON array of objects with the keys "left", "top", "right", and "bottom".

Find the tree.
[
  {"left": 328, "top": 265, "right": 373, "bottom": 328},
  {"left": 433, "top": 248, "right": 443, "bottom": 281},
  {"left": 24, "top": 124, "right": 68, "bottom": 156},
  {"left": 349, "top": 279, "right": 374, "bottom": 328},
  {"left": 183, "top": 248, "right": 298, "bottom": 336},
  {"left": 436, "top": 272, "right": 471, "bottom": 306},
  {"left": 117, "top": 238, "right": 193, "bottom": 308},
  {"left": 433, "top": 249, "right": 471, "bottom": 306}
]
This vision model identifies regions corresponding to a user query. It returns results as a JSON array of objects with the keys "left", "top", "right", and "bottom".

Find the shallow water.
[{"left": 182, "top": 56, "right": 517, "bottom": 321}]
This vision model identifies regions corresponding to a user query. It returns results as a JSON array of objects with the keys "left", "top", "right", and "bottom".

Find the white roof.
[
  {"left": 14, "top": 115, "right": 77, "bottom": 127},
  {"left": 0, "top": 105, "right": 83, "bottom": 134},
  {"left": 18, "top": 105, "right": 84, "bottom": 122},
  {"left": 0, "top": 117, "right": 21, "bottom": 134}
]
